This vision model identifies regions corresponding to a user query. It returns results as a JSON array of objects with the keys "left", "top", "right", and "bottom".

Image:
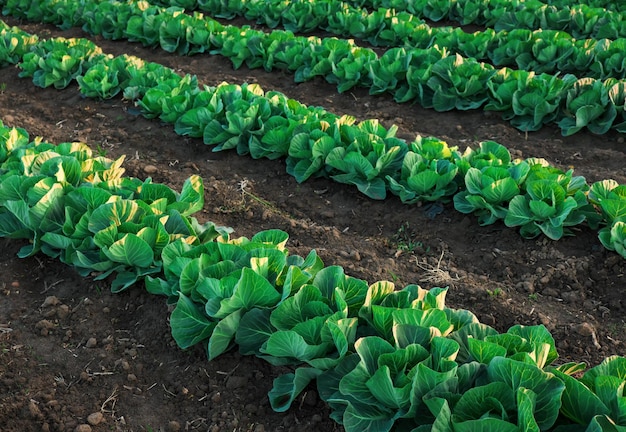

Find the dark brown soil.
[{"left": 0, "top": 17, "right": 625, "bottom": 432}]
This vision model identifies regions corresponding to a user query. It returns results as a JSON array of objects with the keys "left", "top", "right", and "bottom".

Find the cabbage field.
[{"left": 1, "top": 1, "right": 626, "bottom": 431}]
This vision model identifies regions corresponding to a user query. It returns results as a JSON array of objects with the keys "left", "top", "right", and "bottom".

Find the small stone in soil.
[
  {"left": 226, "top": 375, "right": 248, "bottom": 389},
  {"left": 167, "top": 420, "right": 181, "bottom": 432},
  {"left": 574, "top": 322, "right": 596, "bottom": 336},
  {"left": 86, "top": 412, "right": 103, "bottom": 426},
  {"left": 143, "top": 164, "right": 158, "bottom": 174},
  {"left": 41, "top": 295, "right": 60, "bottom": 307}
]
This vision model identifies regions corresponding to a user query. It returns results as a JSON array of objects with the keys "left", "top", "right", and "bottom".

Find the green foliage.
[
  {"left": 123, "top": 60, "right": 181, "bottom": 101},
  {"left": 158, "top": 10, "right": 222, "bottom": 56},
  {"left": 286, "top": 115, "right": 355, "bottom": 183},
  {"left": 325, "top": 120, "right": 406, "bottom": 200},
  {"left": 137, "top": 74, "right": 200, "bottom": 123},
  {"left": 125, "top": 4, "right": 167, "bottom": 47},
  {"left": 489, "top": 29, "right": 534, "bottom": 67},
  {"left": 553, "top": 356, "right": 626, "bottom": 428},
  {"left": 2, "top": 0, "right": 46, "bottom": 21},
  {"left": 261, "top": 31, "right": 309, "bottom": 72},
  {"left": 485, "top": 67, "right": 533, "bottom": 122},
  {"left": 393, "top": 48, "right": 446, "bottom": 105},
  {"left": 505, "top": 162, "right": 596, "bottom": 240},
  {"left": 81, "top": 0, "right": 134, "bottom": 40},
  {"left": 515, "top": 30, "right": 576, "bottom": 74},
  {"left": 558, "top": 77, "right": 618, "bottom": 136},
  {"left": 281, "top": 0, "right": 328, "bottom": 33},
  {"left": 295, "top": 37, "right": 353, "bottom": 83},
  {"left": 386, "top": 137, "right": 460, "bottom": 203},
  {"left": 77, "top": 54, "right": 143, "bottom": 99},
  {"left": 589, "top": 180, "right": 626, "bottom": 257},
  {"left": 328, "top": 46, "right": 377, "bottom": 93},
  {"left": 9, "top": 26, "right": 624, "bottom": 248},
  {"left": 0, "top": 22, "right": 38, "bottom": 67},
  {"left": 427, "top": 53, "right": 495, "bottom": 111},
  {"left": 18, "top": 37, "right": 104, "bottom": 89},
  {"left": 453, "top": 141, "right": 528, "bottom": 225},
  {"left": 454, "top": 140, "right": 513, "bottom": 176},
  {"left": 454, "top": 162, "right": 530, "bottom": 226},
  {"left": 511, "top": 73, "right": 578, "bottom": 132},
  {"left": 598, "top": 220, "right": 626, "bottom": 257}
]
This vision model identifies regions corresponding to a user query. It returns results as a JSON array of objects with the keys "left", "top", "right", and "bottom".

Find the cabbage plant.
[
  {"left": 77, "top": 54, "right": 142, "bottom": 99},
  {"left": 386, "top": 137, "right": 461, "bottom": 203},
  {"left": 0, "top": 22, "right": 38, "bottom": 67},
  {"left": 505, "top": 163, "right": 594, "bottom": 240},
  {"left": 454, "top": 162, "right": 530, "bottom": 225},
  {"left": 557, "top": 77, "right": 618, "bottom": 136},
  {"left": 125, "top": 3, "right": 167, "bottom": 47},
  {"left": 589, "top": 179, "right": 626, "bottom": 257},
  {"left": 81, "top": 0, "right": 134, "bottom": 41},
  {"left": 368, "top": 47, "right": 413, "bottom": 96},
  {"left": 393, "top": 48, "right": 447, "bottom": 105},
  {"left": 325, "top": 120, "right": 406, "bottom": 200},
  {"left": 18, "top": 37, "right": 104, "bottom": 89},
  {"left": 427, "top": 53, "right": 495, "bottom": 111}
]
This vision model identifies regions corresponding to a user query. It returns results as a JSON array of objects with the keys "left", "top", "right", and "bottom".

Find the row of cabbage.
[
  {"left": 3, "top": 22, "right": 626, "bottom": 260},
  {"left": 345, "top": 0, "right": 626, "bottom": 36},
  {"left": 3, "top": 0, "right": 626, "bottom": 136},
  {"left": 140, "top": 0, "right": 626, "bottom": 81},
  {"left": 350, "top": 0, "right": 626, "bottom": 14},
  {"left": 145, "top": 0, "right": 626, "bottom": 39},
  {"left": 145, "top": 0, "right": 626, "bottom": 67},
  {"left": 1, "top": 108, "right": 626, "bottom": 432}
]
